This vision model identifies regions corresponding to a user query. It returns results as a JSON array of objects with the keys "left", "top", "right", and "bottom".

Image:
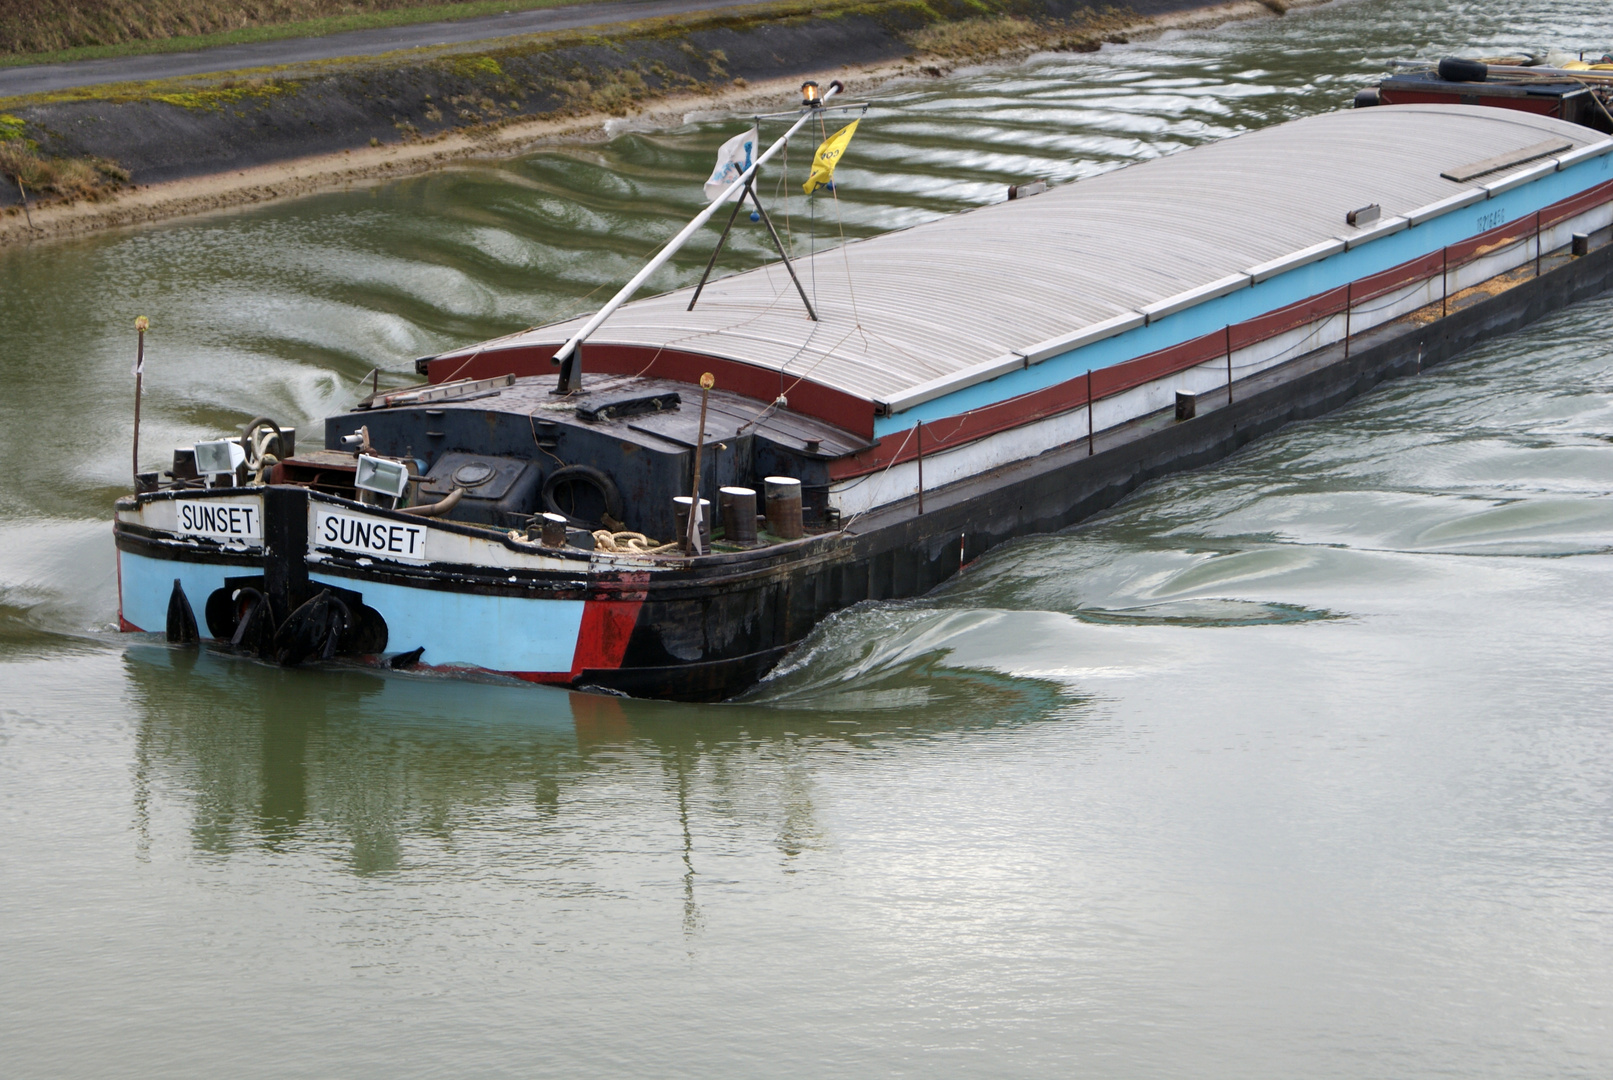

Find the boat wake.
[
  {"left": 1069, "top": 598, "right": 1335, "bottom": 627},
  {"left": 740, "top": 603, "right": 1084, "bottom": 724}
]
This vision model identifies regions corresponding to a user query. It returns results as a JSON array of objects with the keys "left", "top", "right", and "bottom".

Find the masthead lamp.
[{"left": 801, "top": 81, "right": 821, "bottom": 107}]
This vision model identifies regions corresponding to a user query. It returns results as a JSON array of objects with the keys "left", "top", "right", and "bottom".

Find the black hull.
[{"left": 598, "top": 232, "right": 1613, "bottom": 700}]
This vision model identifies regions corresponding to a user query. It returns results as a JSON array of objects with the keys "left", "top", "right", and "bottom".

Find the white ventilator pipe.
[{"left": 551, "top": 81, "right": 842, "bottom": 372}]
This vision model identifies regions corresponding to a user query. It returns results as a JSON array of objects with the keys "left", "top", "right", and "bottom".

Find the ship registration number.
[
  {"left": 176, "top": 500, "right": 261, "bottom": 542},
  {"left": 314, "top": 507, "right": 430, "bottom": 564}
]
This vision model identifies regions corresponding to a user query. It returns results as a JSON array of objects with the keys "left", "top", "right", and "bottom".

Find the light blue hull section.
[
  {"left": 310, "top": 572, "right": 586, "bottom": 675},
  {"left": 879, "top": 153, "right": 1613, "bottom": 434},
  {"left": 119, "top": 550, "right": 258, "bottom": 636}
]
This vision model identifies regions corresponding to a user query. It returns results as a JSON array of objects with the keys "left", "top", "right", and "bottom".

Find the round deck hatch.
[{"left": 452, "top": 462, "right": 495, "bottom": 487}]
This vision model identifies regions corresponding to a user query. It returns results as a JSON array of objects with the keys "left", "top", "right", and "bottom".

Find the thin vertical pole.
[
  {"left": 1442, "top": 247, "right": 1449, "bottom": 317},
  {"left": 17, "top": 176, "right": 34, "bottom": 230},
  {"left": 1086, "top": 370, "right": 1094, "bottom": 456},
  {"left": 915, "top": 420, "right": 924, "bottom": 515},
  {"left": 1225, "top": 325, "right": 1233, "bottom": 405},
  {"left": 1344, "top": 282, "right": 1352, "bottom": 359},
  {"left": 132, "top": 316, "right": 148, "bottom": 489},
  {"left": 685, "top": 373, "right": 714, "bottom": 554},
  {"left": 1536, "top": 210, "right": 1542, "bottom": 276}
]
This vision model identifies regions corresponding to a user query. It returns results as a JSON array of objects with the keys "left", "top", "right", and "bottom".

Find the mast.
[{"left": 551, "top": 80, "right": 845, "bottom": 393}]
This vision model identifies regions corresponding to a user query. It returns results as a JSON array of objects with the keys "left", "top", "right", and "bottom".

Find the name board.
[
  {"left": 176, "top": 500, "right": 261, "bottom": 542},
  {"left": 313, "top": 508, "right": 430, "bottom": 564}
]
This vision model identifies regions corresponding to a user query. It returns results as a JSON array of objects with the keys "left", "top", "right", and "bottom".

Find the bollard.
[
  {"left": 764, "top": 476, "right": 804, "bottom": 539},
  {"left": 531, "top": 511, "right": 568, "bottom": 547},
  {"left": 720, "top": 486, "right": 758, "bottom": 543},
  {"left": 1571, "top": 232, "right": 1590, "bottom": 257},
  {"left": 674, "top": 496, "right": 711, "bottom": 548}
]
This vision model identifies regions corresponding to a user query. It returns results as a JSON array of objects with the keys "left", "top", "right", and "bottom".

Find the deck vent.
[
  {"left": 452, "top": 462, "right": 496, "bottom": 488},
  {"left": 1347, "top": 203, "right": 1381, "bottom": 228}
]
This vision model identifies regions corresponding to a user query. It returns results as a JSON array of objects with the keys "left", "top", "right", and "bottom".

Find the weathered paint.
[{"left": 308, "top": 571, "right": 586, "bottom": 675}]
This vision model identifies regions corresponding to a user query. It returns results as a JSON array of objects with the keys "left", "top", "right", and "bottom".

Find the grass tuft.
[
  {"left": 904, "top": 8, "right": 1137, "bottom": 61},
  {"left": 0, "top": 138, "right": 127, "bottom": 200},
  {"left": 450, "top": 54, "right": 502, "bottom": 78},
  {"left": 148, "top": 78, "right": 288, "bottom": 108}
]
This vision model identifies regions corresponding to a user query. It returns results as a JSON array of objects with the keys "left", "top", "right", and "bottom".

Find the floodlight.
[{"left": 355, "top": 455, "right": 411, "bottom": 499}]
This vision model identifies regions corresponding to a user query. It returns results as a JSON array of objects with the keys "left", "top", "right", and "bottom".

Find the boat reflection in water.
[{"left": 121, "top": 637, "right": 1082, "bottom": 889}]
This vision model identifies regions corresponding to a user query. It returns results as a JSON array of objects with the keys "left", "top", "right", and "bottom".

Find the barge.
[
  {"left": 1363, "top": 54, "right": 1613, "bottom": 134},
  {"left": 115, "top": 100, "right": 1613, "bottom": 700}
]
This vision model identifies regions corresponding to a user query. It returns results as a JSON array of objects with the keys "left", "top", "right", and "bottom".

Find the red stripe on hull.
[
  {"left": 568, "top": 571, "right": 650, "bottom": 678},
  {"left": 829, "top": 370, "right": 1095, "bottom": 479},
  {"left": 1544, "top": 178, "right": 1613, "bottom": 229},
  {"left": 828, "top": 177, "right": 1613, "bottom": 482},
  {"left": 1377, "top": 89, "right": 1564, "bottom": 118}
]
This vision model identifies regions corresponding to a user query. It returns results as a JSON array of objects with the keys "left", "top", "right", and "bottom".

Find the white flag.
[{"left": 703, "top": 127, "right": 758, "bottom": 203}]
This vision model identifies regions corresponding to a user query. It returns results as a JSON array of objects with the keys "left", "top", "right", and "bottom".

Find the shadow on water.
[{"left": 123, "top": 639, "right": 1085, "bottom": 876}]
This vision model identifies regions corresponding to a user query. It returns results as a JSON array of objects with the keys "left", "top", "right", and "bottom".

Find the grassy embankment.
[
  {"left": 0, "top": 0, "right": 1215, "bottom": 211},
  {"left": 0, "top": 0, "right": 602, "bottom": 66},
  {"left": 0, "top": 108, "right": 127, "bottom": 199}
]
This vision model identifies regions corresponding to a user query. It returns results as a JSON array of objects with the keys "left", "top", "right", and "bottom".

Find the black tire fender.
[
  {"left": 542, "top": 464, "right": 624, "bottom": 526},
  {"left": 1438, "top": 57, "right": 1488, "bottom": 83}
]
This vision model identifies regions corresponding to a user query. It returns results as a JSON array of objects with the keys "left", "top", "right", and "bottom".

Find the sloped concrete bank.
[{"left": 0, "top": 0, "right": 1297, "bottom": 243}]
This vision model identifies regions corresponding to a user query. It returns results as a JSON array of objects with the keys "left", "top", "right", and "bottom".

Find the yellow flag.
[{"left": 803, "top": 119, "right": 859, "bottom": 195}]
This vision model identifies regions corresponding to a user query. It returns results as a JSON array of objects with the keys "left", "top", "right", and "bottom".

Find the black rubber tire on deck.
[
  {"left": 542, "top": 465, "right": 624, "bottom": 527},
  {"left": 1438, "top": 57, "right": 1488, "bottom": 83}
]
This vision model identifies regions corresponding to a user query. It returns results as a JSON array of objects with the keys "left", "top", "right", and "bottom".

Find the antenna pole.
[
  {"left": 132, "top": 316, "right": 148, "bottom": 490},
  {"left": 685, "top": 373, "right": 715, "bottom": 555},
  {"left": 553, "top": 81, "right": 843, "bottom": 392},
  {"left": 688, "top": 180, "right": 750, "bottom": 311}
]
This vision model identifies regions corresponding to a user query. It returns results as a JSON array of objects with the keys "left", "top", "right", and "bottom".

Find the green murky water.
[{"left": 4, "top": 1, "right": 1613, "bottom": 1075}]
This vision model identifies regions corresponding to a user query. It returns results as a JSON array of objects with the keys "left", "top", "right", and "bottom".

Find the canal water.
[{"left": 4, "top": 0, "right": 1613, "bottom": 1075}]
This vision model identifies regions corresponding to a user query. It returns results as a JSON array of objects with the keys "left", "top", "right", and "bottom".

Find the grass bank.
[{"left": 0, "top": 0, "right": 1303, "bottom": 241}]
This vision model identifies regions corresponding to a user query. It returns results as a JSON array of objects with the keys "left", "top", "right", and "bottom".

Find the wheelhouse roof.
[{"left": 449, "top": 106, "right": 1607, "bottom": 407}]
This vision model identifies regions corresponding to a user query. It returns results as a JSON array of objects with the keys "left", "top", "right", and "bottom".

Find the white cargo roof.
[{"left": 462, "top": 106, "right": 1607, "bottom": 406}]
